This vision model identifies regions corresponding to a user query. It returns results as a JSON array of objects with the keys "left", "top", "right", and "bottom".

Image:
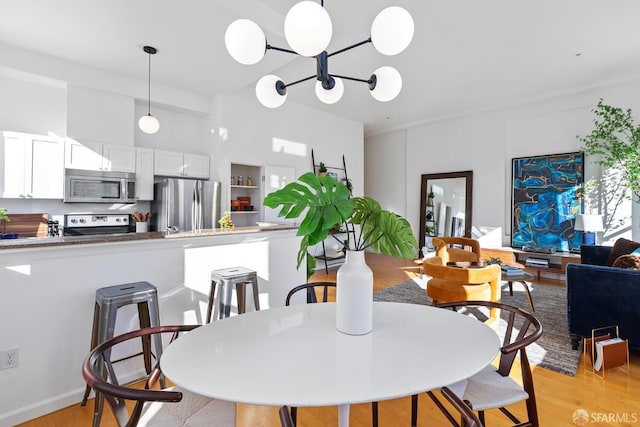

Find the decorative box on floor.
[{"left": 583, "top": 325, "right": 629, "bottom": 378}]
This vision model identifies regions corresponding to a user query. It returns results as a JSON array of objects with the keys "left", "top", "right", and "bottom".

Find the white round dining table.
[{"left": 161, "top": 301, "right": 500, "bottom": 427}]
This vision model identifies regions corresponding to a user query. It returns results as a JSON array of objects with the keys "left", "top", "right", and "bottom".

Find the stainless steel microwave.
[{"left": 64, "top": 168, "right": 136, "bottom": 203}]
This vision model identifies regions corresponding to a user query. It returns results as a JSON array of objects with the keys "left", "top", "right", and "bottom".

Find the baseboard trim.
[{"left": 0, "top": 388, "right": 83, "bottom": 427}]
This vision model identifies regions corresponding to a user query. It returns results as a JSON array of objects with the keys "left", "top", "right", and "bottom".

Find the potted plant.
[
  {"left": 317, "top": 162, "right": 328, "bottom": 176},
  {"left": 579, "top": 100, "right": 640, "bottom": 236},
  {"left": 427, "top": 191, "right": 435, "bottom": 205},
  {"left": 0, "top": 208, "right": 9, "bottom": 235},
  {"left": 264, "top": 172, "right": 418, "bottom": 335}
]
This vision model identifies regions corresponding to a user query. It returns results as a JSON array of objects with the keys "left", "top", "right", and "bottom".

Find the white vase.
[{"left": 336, "top": 250, "right": 374, "bottom": 335}]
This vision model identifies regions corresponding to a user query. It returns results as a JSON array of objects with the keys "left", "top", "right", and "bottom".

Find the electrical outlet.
[{"left": 1, "top": 348, "right": 19, "bottom": 369}]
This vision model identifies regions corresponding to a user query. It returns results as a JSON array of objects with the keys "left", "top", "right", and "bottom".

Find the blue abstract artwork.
[{"left": 511, "top": 152, "right": 583, "bottom": 251}]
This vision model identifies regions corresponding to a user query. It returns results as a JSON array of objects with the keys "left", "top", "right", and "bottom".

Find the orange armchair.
[
  {"left": 424, "top": 238, "right": 501, "bottom": 322},
  {"left": 432, "top": 237, "right": 481, "bottom": 265}
]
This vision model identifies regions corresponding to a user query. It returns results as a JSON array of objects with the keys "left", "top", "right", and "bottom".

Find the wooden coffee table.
[{"left": 501, "top": 270, "right": 535, "bottom": 311}]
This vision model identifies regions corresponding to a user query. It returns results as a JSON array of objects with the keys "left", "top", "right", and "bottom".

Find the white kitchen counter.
[
  {"left": 0, "top": 224, "right": 296, "bottom": 250},
  {"left": 0, "top": 226, "right": 304, "bottom": 427}
]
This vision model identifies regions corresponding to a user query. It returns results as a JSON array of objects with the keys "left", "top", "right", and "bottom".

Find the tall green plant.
[
  {"left": 264, "top": 172, "right": 418, "bottom": 279},
  {"left": 0, "top": 208, "right": 9, "bottom": 223},
  {"left": 579, "top": 99, "right": 640, "bottom": 202}
]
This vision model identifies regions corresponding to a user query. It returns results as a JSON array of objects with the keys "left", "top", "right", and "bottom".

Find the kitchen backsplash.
[{"left": 0, "top": 199, "right": 151, "bottom": 231}]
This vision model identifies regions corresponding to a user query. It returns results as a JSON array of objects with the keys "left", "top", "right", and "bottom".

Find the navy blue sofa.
[{"left": 566, "top": 245, "right": 640, "bottom": 350}]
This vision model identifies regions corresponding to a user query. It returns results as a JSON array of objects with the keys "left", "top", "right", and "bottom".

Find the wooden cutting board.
[{"left": 1, "top": 213, "right": 49, "bottom": 237}]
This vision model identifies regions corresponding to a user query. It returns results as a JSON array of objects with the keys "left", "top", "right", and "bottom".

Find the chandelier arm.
[
  {"left": 327, "top": 37, "right": 372, "bottom": 58},
  {"left": 267, "top": 44, "right": 298, "bottom": 55},
  {"left": 331, "top": 74, "right": 371, "bottom": 84},
  {"left": 283, "top": 75, "right": 316, "bottom": 88}
]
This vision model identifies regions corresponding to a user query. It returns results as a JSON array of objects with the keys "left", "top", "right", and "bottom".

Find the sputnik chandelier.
[{"left": 224, "top": 1, "right": 414, "bottom": 108}]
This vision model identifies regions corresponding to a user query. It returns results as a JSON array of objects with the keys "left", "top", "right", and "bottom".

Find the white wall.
[
  {"left": 0, "top": 75, "right": 66, "bottom": 136},
  {"left": 364, "top": 130, "right": 407, "bottom": 217},
  {"left": 134, "top": 102, "right": 207, "bottom": 154},
  {"left": 367, "top": 79, "right": 640, "bottom": 247},
  {"left": 66, "top": 85, "right": 135, "bottom": 145},
  {"left": 210, "top": 89, "right": 364, "bottom": 203}
]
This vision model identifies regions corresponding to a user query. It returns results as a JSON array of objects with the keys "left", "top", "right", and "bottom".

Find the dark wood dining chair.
[
  {"left": 440, "top": 386, "right": 484, "bottom": 427},
  {"left": 284, "top": 282, "right": 378, "bottom": 427},
  {"left": 285, "top": 281, "right": 336, "bottom": 305},
  {"left": 82, "top": 324, "right": 237, "bottom": 427},
  {"left": 415, "top": 300, "right": 542, "bottom": 427},
  {"left": 279, "top": 405, "right": 295, "bottom": 427}
]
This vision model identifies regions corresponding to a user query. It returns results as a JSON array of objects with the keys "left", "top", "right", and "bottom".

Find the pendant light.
[{"left": 138, "top": 45, "right": 160, "bottom": 134}]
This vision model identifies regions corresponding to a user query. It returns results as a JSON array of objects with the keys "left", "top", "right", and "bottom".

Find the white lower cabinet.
[{"left": 1, "top": 131, "right": 64, "bottom": 199}]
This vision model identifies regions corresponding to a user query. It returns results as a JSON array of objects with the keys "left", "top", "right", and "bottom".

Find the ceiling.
[{"left": 2, "top": 0, "right": 640, "bottom": 136}]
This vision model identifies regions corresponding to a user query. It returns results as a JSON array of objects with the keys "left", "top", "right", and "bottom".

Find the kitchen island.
[{"left": 0, "top": 225, "right": 304, "bottom": 427}]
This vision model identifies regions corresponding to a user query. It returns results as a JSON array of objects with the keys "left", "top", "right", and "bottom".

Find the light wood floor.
[{"left": 19, "top": 252, "right": 640, "bottom": 427}]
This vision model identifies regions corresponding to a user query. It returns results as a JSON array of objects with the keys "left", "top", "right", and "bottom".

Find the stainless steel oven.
[
  {"left": 64, "top": 168, "right": 136, "bottom": 203},
  {"left": 63, "top": 214, "right": 131, "bottom": 236}
]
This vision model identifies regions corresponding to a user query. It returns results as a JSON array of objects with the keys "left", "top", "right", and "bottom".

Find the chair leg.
[
  {"left": 81, "top": 303, "right": 101, "bottom": 406},
  {"left": 137, "top": 302, "right": 152, "bottom": 374},
  {"left": 206, "top": 281, "right": 216, "bottom": 323},
  {"left": 411, "top": 394, "right": 418, "bottom": 427},
  {"left": 426, "top": 391, "right": 460, "bottom": 426},
  {"left": 236, "top": 283, "right": 246, "bottom": 314},
  {"left": 291, "top": 406, "right": 297, "bottom": 426},
  {"left": 371, "top": 401, "right": 378, "bottom": 427}
]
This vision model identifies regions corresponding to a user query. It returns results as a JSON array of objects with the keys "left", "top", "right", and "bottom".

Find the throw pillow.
[
  {"left": 612, "top": 254, "right": 640, "bottom": 270},
  {"left": 606, "top": 238, "right": 640, "bottom": 266}
]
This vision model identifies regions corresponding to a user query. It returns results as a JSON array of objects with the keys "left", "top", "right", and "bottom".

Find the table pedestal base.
[{"left": 339, "top": 404, "right": 350, "bottom": 427}]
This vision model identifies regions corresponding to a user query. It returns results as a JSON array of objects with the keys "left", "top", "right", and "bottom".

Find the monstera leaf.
[
  {"left": 350, "top": 196, "right": 418, "bottom": 258},
  {"left": 264, "top": 172, "right": 355, "bottom": 270}
]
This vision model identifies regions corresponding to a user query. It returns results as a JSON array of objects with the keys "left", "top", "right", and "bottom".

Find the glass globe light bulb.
[
  {"left": 225, "top": 19, "right": 266, "bottom": 65},
  {"left": 138, "top": 114, "right": 160, "bottom": 134},
  {"left": 371, "top": 7, "right": 414, "bottom": 56},
  {"left": 284, "top": 1, "right": 332, "bottom": 57},
  {"left": 315, "top": 77, "right": 344, "bottom": 104},
  {"left": 370, "top": 66, "right": 402, "bottom": 102},
  {"left": 256, "top": 75, "right": 287, "bottom": 108}
]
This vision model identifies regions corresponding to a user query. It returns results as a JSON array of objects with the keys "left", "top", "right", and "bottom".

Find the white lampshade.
[
  {"left": 315, "top": 77, "right": 344, "bottom": 104},
  {"left": 574, "top": 214, "right": 604, "bottom": 232},
  {"left": 225, "top": 19, "right": 266, "bottom": 65},
  {"left": 284, "top": 1, "right": 332, "bottom": 57},
  {"left": 256, "top": 75, "right": 287, "bottom": 108},
  {"left": 138, "top": 114, "right": 160, "bottom": 134},
  {"left": 370, "top": 66, "right": 402, "bottom": 102},
  {"left": 371, "top": 7, "right": 414, "bottom": 56}
]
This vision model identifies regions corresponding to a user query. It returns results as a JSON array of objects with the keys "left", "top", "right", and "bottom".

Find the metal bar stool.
[
  {"left": 80, "top": 281, "right": 163, "bottom": 427},
  {"left": 207, "top": 267, "right": 260, "bottom": 322}
]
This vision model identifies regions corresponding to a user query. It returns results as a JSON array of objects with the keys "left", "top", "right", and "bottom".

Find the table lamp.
[{"left": 574, "top": 214, "right": 604, "bottom": 245}]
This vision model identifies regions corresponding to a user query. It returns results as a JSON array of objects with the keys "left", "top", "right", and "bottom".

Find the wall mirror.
[{"left": 419, "top": 171, "right": 473, "bottom": 256}]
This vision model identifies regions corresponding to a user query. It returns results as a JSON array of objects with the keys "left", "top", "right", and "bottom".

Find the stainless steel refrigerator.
[{"left": 150, "top": 178, "right": 221, "bottom": 232}]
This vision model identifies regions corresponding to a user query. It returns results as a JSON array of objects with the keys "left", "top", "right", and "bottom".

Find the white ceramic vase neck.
[{"left": 336, "top": 250, "right": 374, "bottom": 335}]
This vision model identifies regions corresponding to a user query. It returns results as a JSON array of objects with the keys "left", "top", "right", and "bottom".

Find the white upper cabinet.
[
  {"left": 183, "top": 153, "right": 210, "bottom": 178},
  {"left": 65, "top": 139, "right": 136, "bottom": 172},
  {"left": 154, "top": 150, "right": 210, "bottom": 179},
  {"left": 1, "top": 131, "right": 64, "bottom": 199},
  {"left": 153, "top": 150, "right": 184, "bottom": 177},
  {"left": 103, "top": 144, "right": 137, "bottom": 172},
  {"left": 135, "top": 147, "right": 154, "bottom": 201}
]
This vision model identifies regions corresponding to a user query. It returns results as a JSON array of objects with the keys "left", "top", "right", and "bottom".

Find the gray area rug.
[{"left": 374, "top": 279, "right": 581, "bottom": 376}]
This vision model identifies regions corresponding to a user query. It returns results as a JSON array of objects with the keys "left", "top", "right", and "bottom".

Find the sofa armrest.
[
  {"left": 566, "top": 263, "right": 640, "bottom": 349},
  {"left": 580, "top": 245, "right": 611, "bottom": 266}
]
